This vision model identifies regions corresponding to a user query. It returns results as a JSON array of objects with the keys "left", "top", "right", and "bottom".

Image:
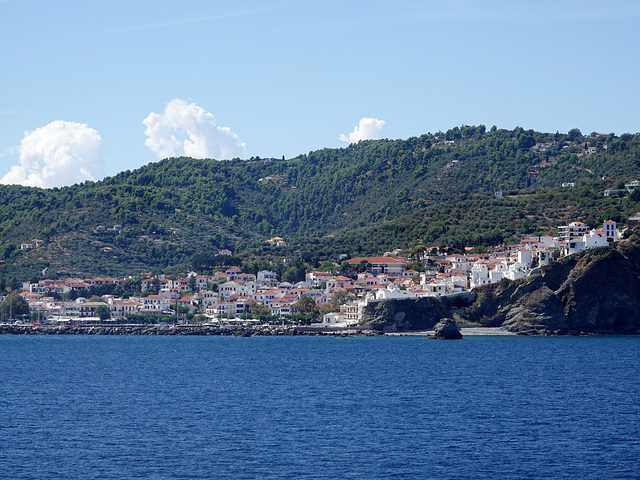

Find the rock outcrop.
[
  {"left": 431, "top": 318, "right": 462, "bottom": 339},
  {"left": 360, "top": 296, "right": 451, "bottom": 332}
]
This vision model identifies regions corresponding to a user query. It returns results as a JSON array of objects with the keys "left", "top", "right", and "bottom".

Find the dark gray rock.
[
  {"left": 501, "top": 285, "right": 566, "bottom": 333},
  {"left": 431, "top": 318, "right": 462, "bottom": 339},
  {"left": 360, "top": 296, "right": 451, "bottom": 332}
]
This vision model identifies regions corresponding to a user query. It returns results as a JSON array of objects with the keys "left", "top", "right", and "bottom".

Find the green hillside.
[{"left": 1, "top": 126, "right": 640, "bottom": 280}]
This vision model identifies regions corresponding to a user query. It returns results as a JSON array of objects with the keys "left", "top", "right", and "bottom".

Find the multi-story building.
[{"left": 557, "top": 221, "right": 588, "bottom": 242}]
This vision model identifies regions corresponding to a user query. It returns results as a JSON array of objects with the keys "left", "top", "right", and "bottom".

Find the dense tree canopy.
[
  {"left": 1, "top": 126, "right": 640, "bottom": 279},
  {"left": 1, "top": 293, "right": 30, "bottom": 320}
]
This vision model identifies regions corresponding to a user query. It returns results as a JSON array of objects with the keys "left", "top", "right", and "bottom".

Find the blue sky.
[{"left": 1, "top": 0, "right": 639, "bottom": 187}]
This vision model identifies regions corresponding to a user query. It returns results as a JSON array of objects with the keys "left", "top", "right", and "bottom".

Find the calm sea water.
[{"left": 1, "top": 335, "right": 639, "bottom": 479}]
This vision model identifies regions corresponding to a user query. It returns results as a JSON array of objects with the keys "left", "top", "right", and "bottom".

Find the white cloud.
[
  {"left": 1, "top": 121, "right": 104, "bottom": 188},
  {"left": 143, "top": 99, "right": 246, "bottom": 160},
  {"left": 339, "top": 117, "right": 386, "bottom": 144}
]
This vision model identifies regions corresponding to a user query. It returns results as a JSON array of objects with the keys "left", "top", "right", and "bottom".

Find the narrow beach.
[{"left": 388, "top": 327, "right": 516, "bottom": 336}]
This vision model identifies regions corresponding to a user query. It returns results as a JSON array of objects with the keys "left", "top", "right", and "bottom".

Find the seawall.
[{"left": 0, "top": 324, "right": 380, "bottom": 336}]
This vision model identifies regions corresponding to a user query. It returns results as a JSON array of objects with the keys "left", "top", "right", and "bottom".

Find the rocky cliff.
[
  {"left": 358, "top": 232, "right": 640, "bottom": 335},
  {"left": 359, "top": 296, "right": 452, "bottom": 332},
  {"left": 465, "top": 233, "right": 640, "bottom": 334}
]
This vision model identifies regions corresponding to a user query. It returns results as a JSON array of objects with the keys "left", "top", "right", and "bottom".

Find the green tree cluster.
[{"left": 1, "top": 127, "right": 640, "bottom": 278}]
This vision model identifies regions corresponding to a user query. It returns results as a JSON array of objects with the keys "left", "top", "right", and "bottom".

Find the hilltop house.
[{"left": 625, "top": 180, "right": 640, "bottom": 192}]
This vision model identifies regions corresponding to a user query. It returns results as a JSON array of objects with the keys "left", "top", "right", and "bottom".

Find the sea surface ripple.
[{"left": 1, "top": 335, "right": 639, "bottom": 479}]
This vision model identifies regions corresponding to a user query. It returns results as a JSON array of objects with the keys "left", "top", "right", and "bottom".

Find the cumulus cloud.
[
  {"left": 339, "top": 117, "right": 386, "bottom": 144},
  {"left": 1, "top": 121, "right": 104, "bottom": 188},
  {"left": 143, "top": 99, "right": 246, "bottom": 160}
]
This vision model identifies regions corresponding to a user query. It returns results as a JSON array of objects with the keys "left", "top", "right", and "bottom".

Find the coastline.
[
  {"left": 0, "top": 324, "right": 381, "bottom": 336},
  {"left": 1, "top": 324, "right": 633, "bottom": 336},
  {"left": 0, "top": 324, "right": 515, "bottom": 336}
]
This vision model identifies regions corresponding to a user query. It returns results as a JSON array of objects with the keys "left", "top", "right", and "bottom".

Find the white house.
[
  {"left": 625, "top": 180, "right": 640, "bottom": 192},
  {"left": 306, "top": 271, "right": 336, "bottom": 287},
  {"left": 374, "top": 283, "right": 413, "bottom": 300},
  {"left": 584, "top": 230, "right": 610, "bottom": 249},
  {"left": 110, "top": 300, "right": 140, "bottom": 319},
  {"left": 257, "top": 270, "right": 278, "bottom": 286},
  {"left": 321, "top": 312, "right": 343, "bottom": 326},
  {"left": 517, "top": 250, "right": 533, "bottom": 268},
  {"left": 470, "top": 261, "right": 497, "bottom": 288},
  {"left": 218, "top": 281, "right": 241, "bottom": 300},
  {"left": 140, "top": 295, "right": 171, "bottom": 313},
  {"left": 536, "top": 250, "right": 553, "bottom": 267},
  {"left": 198, "top": 290, "right": 219, "bottom": 309},
  {"left": 422, "top": 282, "right": 449, "bottom": 296},
  {"left": 338, "top": 300, "right": 366, "bottom": 326},
  {"left": 503, "top": 262, "right": 527, "bottom": 281}
]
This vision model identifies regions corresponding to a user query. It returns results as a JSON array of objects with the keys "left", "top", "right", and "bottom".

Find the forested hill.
[{"left": 1, "top": 125, "right": 640, "bottom": 279}]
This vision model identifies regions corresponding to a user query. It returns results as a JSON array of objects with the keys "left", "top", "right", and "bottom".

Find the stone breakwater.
[{"left": 0, "top": 324, "right": 382, "bottom": 336}]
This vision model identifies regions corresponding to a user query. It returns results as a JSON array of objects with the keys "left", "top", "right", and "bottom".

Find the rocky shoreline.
[
  {"left": 2, "top": 323, "right": 632, "bottom": 337},
  {"left": 0, "top": 324, "right": 383, "bottom": 336},
  {"left": 356, "top": 232, "right": 640, "bottom": 336}
]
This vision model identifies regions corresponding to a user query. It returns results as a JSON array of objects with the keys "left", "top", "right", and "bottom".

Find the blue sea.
[{"left": 1, "top": 335, "right": 639, "bottom": 479}]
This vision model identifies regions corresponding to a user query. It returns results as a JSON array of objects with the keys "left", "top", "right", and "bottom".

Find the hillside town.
[{"left": 1, "top": 219, "right": 627, "bottom": 328}]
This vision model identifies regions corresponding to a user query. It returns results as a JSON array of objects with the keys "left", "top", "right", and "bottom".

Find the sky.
[{"left": 1, "top": 0, "right": 639, "bottom": 188}]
